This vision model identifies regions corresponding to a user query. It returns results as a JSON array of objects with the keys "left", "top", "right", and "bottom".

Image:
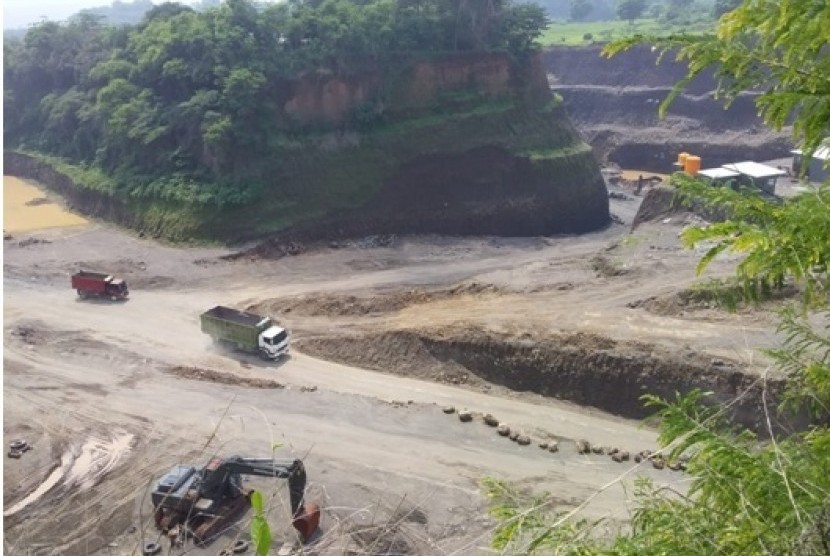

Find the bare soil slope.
[{"left": 544, "top": 45, "right": 793, "bottom": 171}]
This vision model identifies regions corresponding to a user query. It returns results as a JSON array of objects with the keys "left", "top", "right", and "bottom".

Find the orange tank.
[
  {"left": 678, "top": 152, "right": 689, "bottom": 166},
  {"left": 685, "top": 155, "right": 701, "bottom": 175}
]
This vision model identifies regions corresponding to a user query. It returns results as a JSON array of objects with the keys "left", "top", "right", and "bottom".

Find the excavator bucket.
[{"left": 292, "top": 502, "right": 321, "bottom": 542}]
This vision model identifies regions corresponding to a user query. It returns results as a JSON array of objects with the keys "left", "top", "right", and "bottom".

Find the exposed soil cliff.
[
  {"left": 6, "top": 52, "right": 609, "bottom": 243},
  {"left": 544, "top": 45, "right": 793, "bottom": 171}
]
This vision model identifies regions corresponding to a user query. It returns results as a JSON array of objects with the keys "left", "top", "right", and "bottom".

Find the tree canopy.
[{"left": 3, "top": 0, "right": 549, "bottom": 207}]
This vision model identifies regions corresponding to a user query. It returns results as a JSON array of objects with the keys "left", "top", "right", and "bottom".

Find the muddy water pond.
[{"left": 4, "top": 175, "right": 88, "bottom": 233}]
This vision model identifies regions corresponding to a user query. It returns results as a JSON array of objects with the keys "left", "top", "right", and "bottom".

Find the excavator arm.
[
  {"left": 218, "top": 456, "right": 308, "bottom": 517},
  {"left": 198, "top": 456, "right": 320, "bottom": 542}
]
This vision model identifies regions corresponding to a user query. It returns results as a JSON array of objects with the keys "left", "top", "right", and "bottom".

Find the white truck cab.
[{"left": 259, "top": 325, "right": 289, "bottom": 359}]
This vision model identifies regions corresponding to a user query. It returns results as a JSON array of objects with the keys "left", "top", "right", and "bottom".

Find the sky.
[{"left": 3, "top": 0, "right": 126, "bottom": 29}]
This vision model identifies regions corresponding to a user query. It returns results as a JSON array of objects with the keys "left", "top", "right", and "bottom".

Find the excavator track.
[{"left": 192, "top": 496, "right": 251, "bottom": 547}]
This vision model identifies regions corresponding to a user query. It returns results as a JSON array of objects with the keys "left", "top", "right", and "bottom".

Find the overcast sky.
[{"left": 3, "top": 0, "right": 144, "bottom": 29}]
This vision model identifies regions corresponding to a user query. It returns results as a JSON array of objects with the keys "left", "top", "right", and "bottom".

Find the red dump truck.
[{"left": 71, "top": 271, "right": 129, "bottom": 300}]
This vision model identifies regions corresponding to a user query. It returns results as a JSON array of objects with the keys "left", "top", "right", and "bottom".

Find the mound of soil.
[
  {"left": 249, "top": 282, "right": 504, "bottom": 318},
  {"left": 166, "top": 365, "right": 284, "bottom": 389},
  {"left": 628, "top": 283, "right": 801, "bottom": 317}
]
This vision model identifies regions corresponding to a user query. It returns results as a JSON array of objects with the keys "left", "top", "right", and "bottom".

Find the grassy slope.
[{"left": 219, "top": 98, "right": 596, "bottom": 240}]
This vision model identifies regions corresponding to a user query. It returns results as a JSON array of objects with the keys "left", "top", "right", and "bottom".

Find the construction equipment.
[
  {"left": 151, "top": 456, "right": 320, "bottom": 546},
  {"left": 200, "top": 306, "right": 289, "bottom": 360}
]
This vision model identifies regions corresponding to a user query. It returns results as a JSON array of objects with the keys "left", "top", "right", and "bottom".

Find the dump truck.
[
  {"left": 200, "top": 305, "right": 289, "bottom": 360},
  {"left": 71, "top": 270, "right": 129, "bottom": 300}
]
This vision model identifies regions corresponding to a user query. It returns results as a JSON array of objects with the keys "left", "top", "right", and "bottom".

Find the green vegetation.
[
  {"left": 540, "top": 18, "right": 712, "bottom": 45},
  {"left": 521, "top": 142, "right": 592, "bottom": 160},
  {"left": 487, "top": 0, "right": 830, "bottom": 552},
  {"left": 3, "top": 0, "right": 550, "bottom": 222}
]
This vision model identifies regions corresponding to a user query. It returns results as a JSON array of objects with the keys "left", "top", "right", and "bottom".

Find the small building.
[
  {"left": 721, "top": 161, "right": 787, "bottom": 195},
  {"left": 791, "top": 147, "right": 830, "bottom": 183},
  {"left": 697, "top": 167, "right": 740, "bottom": 189}
]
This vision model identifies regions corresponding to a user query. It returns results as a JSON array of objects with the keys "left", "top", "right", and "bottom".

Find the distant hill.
[
  {"left": 77, "top": 0, "right": 220, "bottom": 26},
  {"left": 3, "top": 0, "right": 222, "bottom": 36}
]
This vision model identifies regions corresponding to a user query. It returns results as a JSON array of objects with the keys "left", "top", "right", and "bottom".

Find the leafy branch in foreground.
[
  {"left": 482, "top": 477, "right": 602, "bottom": 555},
  {"left": 671, "top": 174, "right": 830, "bottom": 305}
]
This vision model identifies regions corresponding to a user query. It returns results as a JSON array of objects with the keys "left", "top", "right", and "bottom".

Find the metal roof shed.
[
  {"left": 698, "top": 167, "right": 741, "bottom": 188},
  {"left": 722, "top": 161, "right": 786, "bottom": 194},
  {"left": 791, "top": 147, "right": 830, "bottom": 182}
]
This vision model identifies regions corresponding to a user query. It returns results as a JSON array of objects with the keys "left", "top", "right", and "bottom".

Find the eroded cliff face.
[
  {"left": 282, "top": 52, "right": 544, "bottom": 126},
  {"left": 544, "top": 45, "right": 792, "bottom": 171},
  {"left": 7, "top": 52, "right": 609, "bottom": 242}
]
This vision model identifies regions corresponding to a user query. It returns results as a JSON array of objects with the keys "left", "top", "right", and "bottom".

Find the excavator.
[{"left": 151, "top": 455, "right": 321, "bottom": 546}]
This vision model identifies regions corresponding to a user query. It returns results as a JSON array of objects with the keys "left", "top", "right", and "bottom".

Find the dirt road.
[{"left": 3, "top": 179, "right": 781, "bottom": 555}]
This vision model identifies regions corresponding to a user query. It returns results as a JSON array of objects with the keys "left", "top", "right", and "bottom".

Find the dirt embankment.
[
  {"left": 249, "top": 279, "right": 802, "bottom": 434},
  {"left": 297, "top": 327, "right": 792, "bottom": 432},
  {"left": 544, "top": 45, "right": 793, "bottom": 171}
]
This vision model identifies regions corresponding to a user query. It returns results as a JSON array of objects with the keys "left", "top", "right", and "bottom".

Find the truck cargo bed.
[{"left": 202, "top": 306, "right": 269, "bottom": 327}]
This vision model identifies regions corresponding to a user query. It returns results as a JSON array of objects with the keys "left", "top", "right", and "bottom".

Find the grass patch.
[
  {"left": 375, "top": 99, "right": 515, "bottom": 138},
  {"left": 521, "top": 142, "right": 593, "bottom": 160},
  {"left": 540, "top": 19, "right": 714, "bottom": 46},
  {"left": 14, "top": 149, "right": 120, "bottom": 195}
]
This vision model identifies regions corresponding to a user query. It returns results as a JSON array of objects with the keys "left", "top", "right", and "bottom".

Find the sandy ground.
[{"left": 3, "top": 176, "right": 784, "bottom": 555}]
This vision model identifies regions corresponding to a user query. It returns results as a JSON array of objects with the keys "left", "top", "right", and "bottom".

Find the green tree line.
[{"left": 3, "top": 0, "right": 548, "bottom": 207}]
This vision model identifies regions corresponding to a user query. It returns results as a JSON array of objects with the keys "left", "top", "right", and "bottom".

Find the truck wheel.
[
  {"left": 9, "top": 440, "right": 28, "bottom": 451},
  {"left": 142, "top": 541, "right": 162, "bottom": 556},
  {"left": 111, "top": 295, "right": 118, "bottom": 301},
  {"left": 77, "top": 289, "right": 87, "bottom": 299}
]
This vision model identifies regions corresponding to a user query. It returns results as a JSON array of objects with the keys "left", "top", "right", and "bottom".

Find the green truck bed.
[{"left": 200, "top": 305, "right": 272, "bottom": 352}]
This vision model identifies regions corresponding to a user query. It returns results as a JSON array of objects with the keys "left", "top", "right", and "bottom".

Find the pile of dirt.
[
  {"left": 250, "top": 282, "right": 504, "bottom": 318},
  {"left": 297, "top": 326, "right": 800, "bottom": 433},
  {"left": 166, "top": 365, "right": 285, "bottom": 389},
  {"left": 628, "top": 283, "right": 801, "bottom": 317}
]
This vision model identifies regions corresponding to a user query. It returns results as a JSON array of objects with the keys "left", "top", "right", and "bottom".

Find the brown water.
[{"left": 4, "top": 175, "right": 88, "bottom": 233}]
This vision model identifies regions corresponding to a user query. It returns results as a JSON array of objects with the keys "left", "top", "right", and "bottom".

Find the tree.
[
  {"left": 499, "top": 2, "right": 549, "bottom": 54},
  {"left": 487, "top": 0, "right": 830, "bottom": 553},
  {"left": 615, "top": 0, "right": 645, "bottom": 23},
  {"left": 569, "top": 0, "right": 593, "bottom": 22}
]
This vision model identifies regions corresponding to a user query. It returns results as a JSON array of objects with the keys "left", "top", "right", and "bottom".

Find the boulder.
[{"left": 482, "top": 414, "right": 499, "bottom": 427}]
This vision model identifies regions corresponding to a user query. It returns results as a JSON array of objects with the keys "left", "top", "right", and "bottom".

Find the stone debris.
[{"left": 482, "top": 413, "right": 499, "bottom": 427}]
